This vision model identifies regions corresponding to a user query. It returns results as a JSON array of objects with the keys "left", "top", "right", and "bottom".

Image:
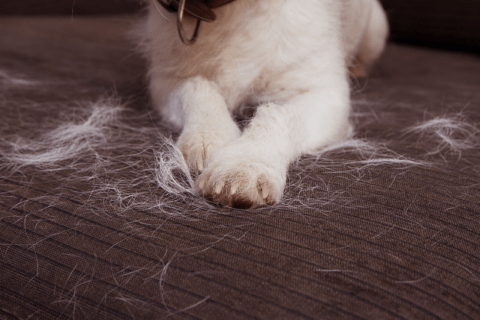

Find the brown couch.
[{"left": 0, "top": 2, "right": 479, "bottom": 319}]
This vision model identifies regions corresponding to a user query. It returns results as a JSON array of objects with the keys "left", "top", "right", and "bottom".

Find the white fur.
[{"left": 134, "top": 0, "right": 389, "bottom": 207}]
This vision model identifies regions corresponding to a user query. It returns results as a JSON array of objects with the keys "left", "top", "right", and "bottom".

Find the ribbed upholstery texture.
[{"left": 0, "top": 17, "right": 479, "bottom": 319}]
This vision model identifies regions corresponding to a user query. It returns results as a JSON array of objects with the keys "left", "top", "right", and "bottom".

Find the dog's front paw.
[
  {"left": 177, "top": 125, "right": 240, "bottom": 172},
  {"left": 196, "top": 148, "right": 286, "bottom": 208}
]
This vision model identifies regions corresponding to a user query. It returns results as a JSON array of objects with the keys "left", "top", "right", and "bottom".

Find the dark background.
[
  {"left": 0, "top": 0, "right": 143, "bottom": 15},
  {"left": 0, "top": 0, "right": 479, "bottom": 52}
]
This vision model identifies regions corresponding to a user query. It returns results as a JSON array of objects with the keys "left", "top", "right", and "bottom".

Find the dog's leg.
[
  {"left": 350, "top": 0, "right": 389, "bottom": 77},
  {"left": 172, "top": 76, "right": 241, "bottom": 171},
  {"left": 196, "top": 82, "right": 352, "bottom": 208}
]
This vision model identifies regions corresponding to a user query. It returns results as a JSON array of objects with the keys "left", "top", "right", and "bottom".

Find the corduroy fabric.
[{"left": 0, "top": 17, "right": 479, "bottom": 319}]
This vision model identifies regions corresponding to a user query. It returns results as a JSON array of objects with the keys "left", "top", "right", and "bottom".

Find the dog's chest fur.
[{"left": 143, "top": 0, "right": 351, "bottom": 113}]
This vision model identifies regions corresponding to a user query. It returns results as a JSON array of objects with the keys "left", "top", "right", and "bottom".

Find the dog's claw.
[
  {"left": 230, "top": 183, "right": 238, "bottom": 195},
  {"left": 215, "top": 182, "right": 224, "bottom": 194},
  {"left": 261, "top": 186, "right": 270, "bottom": 199},
  {"left": 197, "top": 177, "right": 206, "bottom": 191}
]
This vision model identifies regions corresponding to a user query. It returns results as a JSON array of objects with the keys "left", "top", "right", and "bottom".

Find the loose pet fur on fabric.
[
  {"left": 134, "top": 0, "right": 389, "bottom": 208},
  {"left": 2, "top": 16, "right": 480, "bottom": 318}
]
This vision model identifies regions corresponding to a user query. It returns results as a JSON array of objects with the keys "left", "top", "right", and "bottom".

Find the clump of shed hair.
[
  {"left": 403, "top": 113, "right": 480, "bottom": 159},
  {"left": 1, "top": 96, "right": 479, "bottom": 218}
]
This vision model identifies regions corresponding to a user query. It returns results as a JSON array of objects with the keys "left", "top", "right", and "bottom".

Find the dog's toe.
[
  {"left": 196, "top": 155, "right": 286, "bottom": 208},
  {"left": 177, "top": 126, "right": 240, "bottom": 172}
]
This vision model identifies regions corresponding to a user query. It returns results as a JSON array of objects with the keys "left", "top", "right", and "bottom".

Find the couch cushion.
[{"left": 0, "top": 16, "right": 479, "bottom": 320}]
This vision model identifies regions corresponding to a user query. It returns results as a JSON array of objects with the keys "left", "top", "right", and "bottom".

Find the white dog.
[{"left": 135, "top": 0, "right": 388, "bottom": 208}]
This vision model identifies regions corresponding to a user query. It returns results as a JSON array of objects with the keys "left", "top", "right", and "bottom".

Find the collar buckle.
[{"left": 156, "top": 0, "right": 202, "bottom": 46}]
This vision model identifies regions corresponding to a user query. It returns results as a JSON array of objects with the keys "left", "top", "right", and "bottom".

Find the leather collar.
[{"left": 157, "top": 0, "right": 236, "bottom": 22}]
